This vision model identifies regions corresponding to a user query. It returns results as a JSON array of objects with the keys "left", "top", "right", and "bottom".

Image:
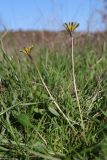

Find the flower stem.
[{"left": 71, "top": 36, "right": 85, "bottom": 131}]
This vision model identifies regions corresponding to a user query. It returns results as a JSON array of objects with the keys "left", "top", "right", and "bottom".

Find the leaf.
[
  {"left": 33, "top": 141, "right": 47, "bottom": 153},
  {"left": 16, "top": 114, "right": 33, "bottom": 128},
  {"left": 34, "top": 108, "right": 45, "bottom": 113},
  {"left": 48, "top": 107, "right": 60, "bottom": 117}
]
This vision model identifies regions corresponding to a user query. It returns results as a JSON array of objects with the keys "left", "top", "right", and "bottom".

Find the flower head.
[
  {"left": 64, "top": 22, "right": 79, "bottom": 36},
  {"left": 20, "top": 45, "right": 34, "bottom": 55}
]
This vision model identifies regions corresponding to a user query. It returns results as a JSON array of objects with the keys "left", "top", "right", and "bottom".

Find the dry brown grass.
[{"left": 1, "top": 30, "right": 107, "bottom": 55}]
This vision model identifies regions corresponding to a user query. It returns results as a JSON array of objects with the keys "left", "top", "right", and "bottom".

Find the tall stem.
[{"left": 71, "top": 36, "right": 84, "bottom": 131}]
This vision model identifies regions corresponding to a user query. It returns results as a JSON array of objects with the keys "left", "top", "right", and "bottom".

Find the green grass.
[{"left": 0, "top": 44, "right": 107, "bottom": 160}]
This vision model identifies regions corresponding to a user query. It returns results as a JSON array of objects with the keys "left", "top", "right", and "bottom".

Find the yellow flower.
[
  {"left": 20, "top": 45, "right": 34, "bottom": 55},
  {"left": 64, "top": 22, "right": 79, "bottom": 36}
]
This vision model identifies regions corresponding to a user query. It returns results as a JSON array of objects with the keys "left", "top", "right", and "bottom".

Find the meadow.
[{"left": 0, "top": 30, "right": 107, "bottom": 160}]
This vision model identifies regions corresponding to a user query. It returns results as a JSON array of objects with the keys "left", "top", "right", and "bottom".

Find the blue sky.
[{"left": 0, "top": 0, "right": 104, "bottom": 31}]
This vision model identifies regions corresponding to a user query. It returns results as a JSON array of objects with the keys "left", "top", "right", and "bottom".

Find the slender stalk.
[
  {"left": 28, "top": 55, "right": 77, "bottom": 134},
  {"left": 71, "top": 36, "right": 85, "bottom": 131},
  {"left": 36, "top": 66, "right": 77, "bottom": 134}
]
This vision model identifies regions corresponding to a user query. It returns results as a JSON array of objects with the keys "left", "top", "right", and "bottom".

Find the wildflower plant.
[{"left": 64, "top": 22, "right": 85, "bottom": 135}]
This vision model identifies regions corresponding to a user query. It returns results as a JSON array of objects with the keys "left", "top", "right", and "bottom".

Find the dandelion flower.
[
  {"left": 20, "top": 45, "right": 34, "bottom": 55},
  {"left": 64, "top": 22, "right": 79, "bottom": 36}
]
